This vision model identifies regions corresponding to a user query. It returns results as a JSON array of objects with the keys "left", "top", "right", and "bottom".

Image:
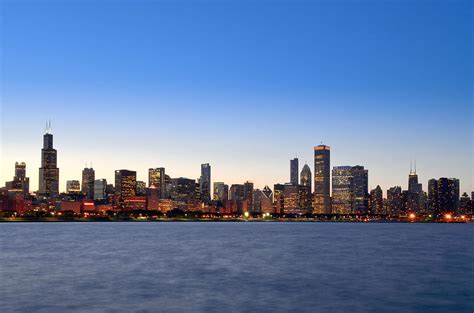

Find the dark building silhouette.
[
  {"left": 314, "top": 145, "right": 330, "bottom": 214},
  {"left": 243, "top": 181, "right": 254, "bottom": 213},
  {"left": 300, "top": 164, "right": 312, "bottom": 192},
  {"left": 199, "top": 163, "right": 211, "bottom": 203},
  {"left": 428, "top": 178, "right": 460, "bottom": 215},
  {"left": 387, "top": 186, "right": 403, "bottom": 216},
  {"left": 38, "top": 122, "right": 59, "bottom": 198},
  {"left": 352, "top": 165, "right": 369, "bottom": 214},
  {"left": 82, "top": 167, "right": 95, "bottom": 200},
  {"left": 290, "top": 158, "right": 299, "bottom": 185},
  {"left": 369, "top": 185, "right": 383, "bottom": 214}
]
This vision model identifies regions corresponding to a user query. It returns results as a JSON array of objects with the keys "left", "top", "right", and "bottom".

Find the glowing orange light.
[
  {"left": 408, "top": 213, "right": 416, "bottom": 220},
  {"left": 444, "top": 213, "right": 452, "bottom": 220},
  {"left": 460, "top": 215, "right": 466, "bottom": 219}
]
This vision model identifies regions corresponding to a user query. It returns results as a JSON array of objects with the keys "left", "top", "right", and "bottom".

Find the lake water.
[{"left": 1, "top": 222, "right": 473, "bottom": 313}]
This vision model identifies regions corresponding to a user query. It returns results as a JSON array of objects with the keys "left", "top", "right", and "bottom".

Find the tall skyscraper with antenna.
[{"left": 38, "top": 121, "right": 59, "bottom": 197}]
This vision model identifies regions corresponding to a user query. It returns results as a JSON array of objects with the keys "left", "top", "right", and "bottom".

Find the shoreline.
[{"left": 0, "top": 217, "right": 469, "bottom": 223}]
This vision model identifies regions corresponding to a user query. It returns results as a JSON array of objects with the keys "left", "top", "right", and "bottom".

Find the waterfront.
[{"left": 1, "top": 222, "right": 473, "bottom": 313}]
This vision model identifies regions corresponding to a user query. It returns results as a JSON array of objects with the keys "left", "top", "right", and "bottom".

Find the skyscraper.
[
  {"left": 435, "top": 178, "right": 460, "bottom": 215},
  {"left": 115, "top": 170, "right": 137, "bottom": 202},
  {"left": 262, "top": 185, "right": 273, "bottom": 201},
  {"left": 38, "top": 122, "right": 59, "bottom": 197},
  {"left": 314, "top": 145, "right": 330, "bottom": 214},
  {"left": 290, "top": 158, "right": 299, "bottom": 185},
  {"left": 5, "top": 162, "right": 30, "bottom": 194},
  {"left": 148, "top": 168, "right": 165, "bottom": 198},
  {"left": 387, "top": 186, "right": 402, "bottom": 216},
  {"left": 351, "top": 165, "right": 369, "bottom": 214},
  {"left": 200, "top": 163, "right": 211, "bottom": 203},
  {"left": 332, "top": 166, "right": 353, "bottom": 214},
  {"left": 136, "top": 181, "right": 147, "bottom": 196},
  {"left": 369, "top": 185, "right": 384, "bottom": 214},
  {"left": 93, "top": 179, "right": 107, "bottom": 201},
  {"left": 300, "top": 164, "right": 312, "bottom": 191},
  {"left": 82, "top": 167, "right": 95, "bottom": 200},
  {"left": 407, "top": 167, "right": 422, "bottom": 212},
  {"left": 243, "top": 181, "right": 254, "bottom": 212},
  {"left": 427, "top": 179, "right": 438, "bottom": 214},
  {"left": 213, "top": 182, "right": 228, "bottom": 203},
  {"left": 14, "top": 162, "right": 29, "bottom": 194}
]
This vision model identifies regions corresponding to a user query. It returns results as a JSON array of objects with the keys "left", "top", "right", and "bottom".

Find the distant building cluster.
[{"left": 1, "top": 126, "right": 472, "bottom": 220}]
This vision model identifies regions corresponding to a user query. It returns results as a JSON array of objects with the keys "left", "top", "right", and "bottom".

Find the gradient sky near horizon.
[{"left": 1, "top": 0, "right": 473, "bottom": 194}]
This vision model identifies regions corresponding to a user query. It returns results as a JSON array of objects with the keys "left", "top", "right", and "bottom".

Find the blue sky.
[{"left": 1, "top": 0, "right": 472, "bottom": 194}]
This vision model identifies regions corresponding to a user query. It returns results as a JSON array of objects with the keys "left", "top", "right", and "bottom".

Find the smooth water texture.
[{"left": 1, "top": 222, "right": 473, "bottom": 313}]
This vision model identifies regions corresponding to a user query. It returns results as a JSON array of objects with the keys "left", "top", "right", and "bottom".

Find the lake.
[{"left": 1, "top": 222, "right": 472, "bottom": 312}]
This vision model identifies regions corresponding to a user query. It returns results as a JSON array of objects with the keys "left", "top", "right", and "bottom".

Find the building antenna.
[
  {"left": 414, "top": 160, "right": 417, "bottom": 174},
  {"left": 410, "top": 161, "right": 412, "bottom": 174}
]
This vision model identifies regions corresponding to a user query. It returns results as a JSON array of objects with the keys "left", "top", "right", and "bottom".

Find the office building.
[
  {"left": 38, "top": 122, "right": 59, "bottom": 197},
  {"left": 314, "top": 145, "right": 330, "bottom": 214},
  {"left": 290, "top": 158, "right": 299, "bottom": 185},
  {"left": 82, "top": 167, "right": 95, "bottom": 200}
]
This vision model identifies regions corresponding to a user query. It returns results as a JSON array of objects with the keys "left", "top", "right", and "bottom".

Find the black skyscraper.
[
  {"left": 290, "top": 158, "right": 299, "bottom": 185},
  {"left": 38, "top": 122, "right": 59, "bottom": 197}
]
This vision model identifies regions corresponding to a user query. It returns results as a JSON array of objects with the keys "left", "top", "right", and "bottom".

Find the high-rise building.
[
  {"left": 14, "top": 162, "right": 29, "bottom": 194},
  {"left": 290, "top": 158, "right": 299, "bottom": 185},
  {"left": 369, "top": 185, "right": 383, "bottom": 214},
  {"left": 115, "top": 170, "right": 137, "bottom": 202},
  {"left": 387, "top": 186, "right": 402, "bottom": 216},
  {"left": 300, "top": 164, "right": 312, "bottom": 192},
  {"left": 253, "top": 189, "right": 273, "bottom": 214},
  {"left": 351, "top": 165, "right": 368, "bottom": 214},
  {"left": 200, "top": 163, "right": 211, "bottom": 203},
  {"left": 229, "top": 184, "right": 245, "bottom": 212},
  {"left": 38, "top": 123, "right": 59, "bottom": 197},
  {"left": 93, "top": 179, "right": 107, "bottom": 200},
  {"left": 262, "top": 185, "right": 273, "bottom": 201},
  {"left": 82, "top": 167, "right": 95, "bottom": 200},
  {"left": 314, "top": 145, "right": 330, "bottom": 214},
  {"left": 273, "top": 183, "right": 285, "bottom": 214},
  {"left": 136, "top": 181, "right": 147, "bottom": 196},
  {"left": 243, "top": 181, "right": 254, "bottom": 212},
  {"left": 5, "top": 162, "right": 30, "bottom": 194},
  {"left": 428, "top": 179, "right": 438, "bottom": 213},
  {"left": 66, "top": 180, "right": 81, "bottom": 194},
  {"left": 169, "top": 177, "right": 198, "bottom": 202},
  {"left": 436, "top": 178, "right": 460, "bottom": 215},
  {"left": 148, "top": 168, "right": 165, "bottom": 198},
  {"left": 459, "top": 192, "right": 471, "bottom": 215},
  {"left": 332, "top": 166, "right": 353, "bottom": 214},
  {"left": 213, "top": 182, "right": 228, "bottom": 203}
]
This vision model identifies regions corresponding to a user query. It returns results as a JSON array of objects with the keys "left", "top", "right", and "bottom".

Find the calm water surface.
[{"left": 1, "top": 222, "right": 473, "bottom": 313}]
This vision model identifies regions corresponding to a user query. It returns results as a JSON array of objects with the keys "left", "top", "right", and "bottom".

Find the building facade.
[
  {"left": 38, "top": 126, "right": 59, "bottom": 198},
  {"left": 314, "top": 145, "right": 331, "bottom": 214}
]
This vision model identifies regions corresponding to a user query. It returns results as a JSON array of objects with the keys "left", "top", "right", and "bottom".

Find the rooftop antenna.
[
  {"left": 410, "top": 161, "right": 412, "bottom": 174},
  {"left": 414, "top": 160, "right": 417, "bottom": 174}
]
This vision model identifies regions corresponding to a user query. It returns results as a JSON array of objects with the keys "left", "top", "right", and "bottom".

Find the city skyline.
[
  {"left": 1, "top": 0, "right": 472, "bottom": 194},
  {"left": 1, "top": 125, "right": 471, "bottom": 197}
]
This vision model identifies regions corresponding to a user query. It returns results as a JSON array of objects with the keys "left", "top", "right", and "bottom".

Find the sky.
[{"left": 1, "top": 0, "right": 473, "bottom": 195}]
